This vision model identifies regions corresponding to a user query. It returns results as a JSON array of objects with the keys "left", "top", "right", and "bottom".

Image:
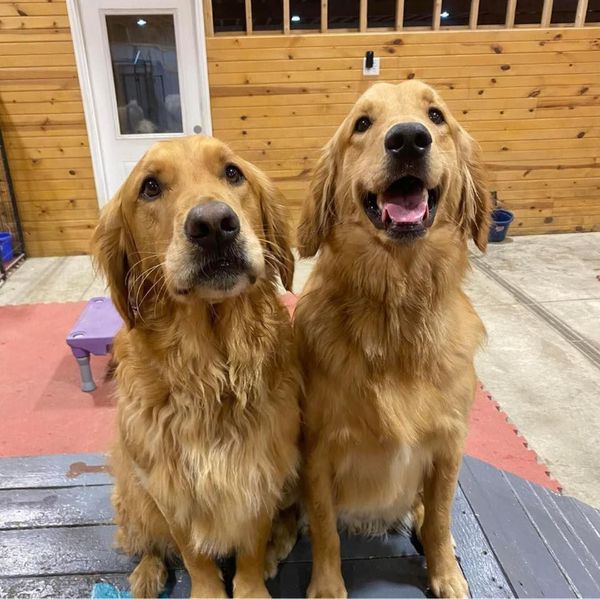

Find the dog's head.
[
  {"left": 92, "top": 135, "right": 294, "bottom": 328},
  {"left": 297, "top": 80, "right": 490, "bottom": 256}
]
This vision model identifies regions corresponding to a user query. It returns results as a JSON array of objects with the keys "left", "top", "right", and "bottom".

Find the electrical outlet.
[{"left": 363, "top": 56, "right": 380, "bottom": 76}]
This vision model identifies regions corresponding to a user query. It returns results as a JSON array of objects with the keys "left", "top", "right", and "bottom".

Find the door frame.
[{"left": 66, "top": 0, "right": 213, "bottom": 207}]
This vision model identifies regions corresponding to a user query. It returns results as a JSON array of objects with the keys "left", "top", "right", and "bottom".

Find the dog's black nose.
[
  {"left": 384, "top": 123, "right": 432, "bottom": 160},
  {"left": 184, "top": 201, "right": 240, "bottom": 249}
]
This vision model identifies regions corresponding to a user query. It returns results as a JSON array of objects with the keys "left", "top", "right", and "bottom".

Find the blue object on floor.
[
  {"left": 92, "top": 582, "right": 169, "bottom": 598},
  {"left": 92, "top": 582, "right": 130, "bottom": 598},
  {"left": 488, "top": 209, "right": 514, "bottom": 242},
  {"left": 0, "top": 232, "right": 13, "bottom": 262}
]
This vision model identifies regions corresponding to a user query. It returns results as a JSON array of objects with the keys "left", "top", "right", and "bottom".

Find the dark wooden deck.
[{"left": 0, "top": 453, "right": 599, "bottom": 598}]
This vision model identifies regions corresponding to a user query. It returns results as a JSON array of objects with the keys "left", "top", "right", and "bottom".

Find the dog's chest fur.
[
  {"left": 116, "top": 296, "right": 299, "bottom": 555},
  {"left": 334, "top": 440, "right": 432, "bottom": 533},
  {"left": 121, "top": 371, "right": 298, "bottom": 556},
  {"left": 298, "top": 244, "right": 481, "bottom": 528},
  {"left": 149, "top": 394, "right": 294, "bottom": 554}
]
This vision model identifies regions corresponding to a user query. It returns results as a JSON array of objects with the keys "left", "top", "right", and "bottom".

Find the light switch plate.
[{"left": 362, "top": 56, "right": 380, "bottom": 76}]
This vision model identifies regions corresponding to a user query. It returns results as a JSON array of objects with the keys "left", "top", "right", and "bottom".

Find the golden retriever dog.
[
  {"left": 92, "top": 135, "right": 300, "bottom": 598},
  {"left": 295, "top": 80, "right": 490, "bottom": 599}
]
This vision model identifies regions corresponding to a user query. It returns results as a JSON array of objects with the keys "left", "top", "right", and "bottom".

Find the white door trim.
[{"left": 66, "top": 0, "right": 213, "bottom": 208}]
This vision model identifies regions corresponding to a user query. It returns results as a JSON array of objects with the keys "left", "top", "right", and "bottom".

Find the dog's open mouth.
[{"left": 363, "top": 176, "right": 439, "bottom": 239}]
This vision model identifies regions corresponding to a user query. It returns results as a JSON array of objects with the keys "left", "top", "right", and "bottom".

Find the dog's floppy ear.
[
  {"left": 458, "top": 131, "right": 491, "bottom": 252},
  {"left": 245, "top": 162, "right": 295, "bottom": 291},
  {"left": 91, "top": 193, "right": 136, "bottom": 328},
  {"left": 297, "top": 137, "right": 337, "bottom": 258}
]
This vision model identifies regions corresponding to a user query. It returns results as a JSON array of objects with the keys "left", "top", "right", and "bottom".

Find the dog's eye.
[
  {"left": 224, "top": 164, "right": 244, "bottom": 185},
  {"left": 140, "top": 177, "right": 161, "bottom": 201},
  {"left": 428, "top": 107, "right": 445, "bottom": 125},
  {"left": 354, "top": 116, "right": 372, "bottom": 133}
]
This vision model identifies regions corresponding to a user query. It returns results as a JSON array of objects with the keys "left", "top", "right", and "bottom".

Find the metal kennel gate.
[{"left": 0, "top": 128, "right": 25, "bottom": 283}]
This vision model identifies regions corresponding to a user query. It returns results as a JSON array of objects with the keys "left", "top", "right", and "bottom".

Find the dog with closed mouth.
[
  {"left": 295, "top": 80, "right": 490, "bottom": 598},
  {"left": 93, "top": 135, "right": 300, "bottom": 598}
]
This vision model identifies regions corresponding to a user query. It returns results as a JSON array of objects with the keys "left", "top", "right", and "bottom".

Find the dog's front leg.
[
  {"left": 234, "top": 513, "right": 272, "bottom": 598},
  {"left": 304, "top": 439, "right": 347, "bottom": 599},
  {"left": 421, "top": 449, "right": 468, "bottom": 599},
  {"left": 170, "top": 526, "right": 227, "bottom": 598}
]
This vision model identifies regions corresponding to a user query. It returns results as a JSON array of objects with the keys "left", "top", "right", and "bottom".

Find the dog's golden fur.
[
  {"left": 93, "top": 136, "right": 300, "bottom": 598},
  {"left": 295, "top": 81, "right": 490, "bottom": 598}
]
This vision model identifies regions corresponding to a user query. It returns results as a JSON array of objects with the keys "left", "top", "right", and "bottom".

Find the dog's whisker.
[
  {"left": 130, "top": 262, "right": 163, "bottom": 289},
  {"left": 137, "top": 274, "right": 166, "bottom": 313},
  {"left": 130, "top": 263, "right": 165, "bottom": 312}
]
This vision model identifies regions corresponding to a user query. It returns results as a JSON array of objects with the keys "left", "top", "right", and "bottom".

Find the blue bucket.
[
  {"left": 488, "top": 209, "right": 514, "bottom": 243},
  {"left": 0, "top": 232, "right": 13, "bottom": 262}
]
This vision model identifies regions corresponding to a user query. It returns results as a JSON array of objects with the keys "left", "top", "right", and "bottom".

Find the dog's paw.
[
  {"left": 429, "top": 568, "right": 469, "bottom": 599},
  {"left": 263, "top": 554, "right": 279, "bottom": 581},
  {"left": 307, "top": 574, "right": 348, "bottom": 599},
  {"left": 264, "top": 526, "right": 297, "bottom": 579},
  {"left": 129, "top": 554, "right": 167, "bottom": 599}
]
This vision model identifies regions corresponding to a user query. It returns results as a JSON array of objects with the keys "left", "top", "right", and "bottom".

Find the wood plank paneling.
[
  {"left": 0, "top": 3, "right": 68, "bottom": 17},
  {"left": 3, "top": 20, "right": 600, "bottom": 258},
  {"left": 0, "top": 0, "right": 98, "bottom": 257},
  {"left": 208, "top": 38, "right": 600, "bottom": 61},
  {"left": 207, "top": 28, "right": 596, "bottom": 48},
  {"left": 207, "top": 27, "right": 600, "bottom": 235}
]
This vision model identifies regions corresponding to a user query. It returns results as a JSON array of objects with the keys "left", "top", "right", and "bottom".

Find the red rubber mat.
[
  {"left": 466, "top": 384, "right": 561, "bottom": 491},
  {"left": 0, "top": 301, "right": 115, "bottom": 457},
  {"left": 0, "top": 299, "right": 560, "bottom": 492}
]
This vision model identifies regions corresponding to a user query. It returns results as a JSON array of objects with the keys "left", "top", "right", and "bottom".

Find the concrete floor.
[{"left": 2, "top": 233, "right": 599, "bottom": 507}]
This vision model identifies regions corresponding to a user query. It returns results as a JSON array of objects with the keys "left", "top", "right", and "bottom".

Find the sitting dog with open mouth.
[
  {"left": 295, "top": 80, "right": 490, "bottom": 598},
  {"left": 93, "top": 135, "right": 300, "bottom": 598}
]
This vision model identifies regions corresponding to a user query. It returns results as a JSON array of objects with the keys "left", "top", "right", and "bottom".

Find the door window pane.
[{"left": 106, "top": 14, "right": 183, "bottom": 135}]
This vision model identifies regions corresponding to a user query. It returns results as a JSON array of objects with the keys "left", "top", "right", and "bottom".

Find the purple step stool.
[{"left": 66, "top": 297, "right": 123, "bottom": 392}]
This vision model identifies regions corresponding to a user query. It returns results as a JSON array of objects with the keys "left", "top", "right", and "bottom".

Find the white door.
[{"left": 72, "top": 0, "right": 212, "bottom": 206}]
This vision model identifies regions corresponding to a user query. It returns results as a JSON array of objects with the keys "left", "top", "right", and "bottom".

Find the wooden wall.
[
  {"left": 0, "top": 0, "right": 98, "bottom": 257},
  {"left": 207, "top": 28, "right": 600, "bottom": 235},
  {"left": 1, "top": 15, "right": 599, "bottom": 258}
]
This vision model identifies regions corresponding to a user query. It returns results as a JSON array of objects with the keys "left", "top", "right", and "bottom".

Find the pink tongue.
[{"left": 382, "top": 190, "right": 427, "bottom": 224}]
